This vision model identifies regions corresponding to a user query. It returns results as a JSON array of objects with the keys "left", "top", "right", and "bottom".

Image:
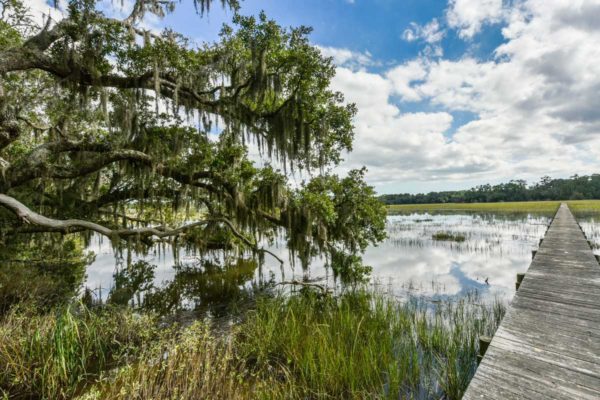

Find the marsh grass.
[
  {"left": 432, "top": 232, "right": 466, "bottom": 242},
  {"left": 81, "top": 323, "right": 269, "bottom": 400},
  {"left": 567, "top": 200, "right": 600, "bottom": 215},
  {"left": 0, "top": 304, "right": 159, "bottom": 400},
  {"left": 236, "top": 289, "right": 504, "bottom": 399},
  {"left": 1, "top": 290, "right": 505, "bottom": 400},
  {"left": 384, "top": 214, "right": 550, "bottom": 259},
  {"left": 387, "top": 200, "right": 600, "bottom": 215}
]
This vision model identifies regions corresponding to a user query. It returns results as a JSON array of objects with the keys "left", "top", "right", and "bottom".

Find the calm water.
[{"left": 83, "top": 211, "right": 600, "bottom": 312}]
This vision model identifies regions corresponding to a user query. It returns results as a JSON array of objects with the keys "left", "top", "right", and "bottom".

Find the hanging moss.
[{"left": 0, "top": 0, "right": 385, "bottom": 281}]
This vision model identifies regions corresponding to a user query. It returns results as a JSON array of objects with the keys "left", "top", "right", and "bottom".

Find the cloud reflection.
[{"left": 85, "top": 213, "right": 554, "bottom": 302}]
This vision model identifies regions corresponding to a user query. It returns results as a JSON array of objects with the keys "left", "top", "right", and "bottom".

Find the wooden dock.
[{"left": 463, "top": 203, "right": 600, "bottom": 399}]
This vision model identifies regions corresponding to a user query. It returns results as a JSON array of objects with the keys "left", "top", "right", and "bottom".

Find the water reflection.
[
  {"left": 143, "top": 258, "right": 260, "bottom": 316},
  {"left": 85, "top": 213, "right": 558, "bottom": 309},
  {"left": 364, "top": 213, "right": 550, "bottom": 300},
  {"left": 580, "top": 215, "right": 600, "bottom": 256}
]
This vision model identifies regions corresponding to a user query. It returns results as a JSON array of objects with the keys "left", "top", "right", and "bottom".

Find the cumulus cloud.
[
  {"left": 402, "top": 18, "right": 445, "bottom": 58},
  {"left": 332, "top": 0, "right": 600, "bottom": 191},
  {"left": 402, "top": 18, "right": 445, "bottom": 44},
  {"left": 330, "top": 67, "right": 472, "bottom": 184},
  {"left": 446, "top": 0, "right": 505, "bottom": 39},
  {"left": 316, "top": 45, "right": 376, "bottom": 71},
  {"left": 385, "top": 60, "right": 428, "bottom": 102}
]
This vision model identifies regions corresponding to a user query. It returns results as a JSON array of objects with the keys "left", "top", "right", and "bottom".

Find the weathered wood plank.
[
  {"left": 476, "top": 351, "right": 600, "bottom": 399},
  {"left": 463, "top": 203, "right": 600, "bottom": 399},
  {"left": 500, "top": 306, "right": 599, "bottom": 333}
]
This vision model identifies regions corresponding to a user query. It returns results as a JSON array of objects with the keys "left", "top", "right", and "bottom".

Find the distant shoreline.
[{"left": 386, "top": 200, "right": 600, "bottom": 214}]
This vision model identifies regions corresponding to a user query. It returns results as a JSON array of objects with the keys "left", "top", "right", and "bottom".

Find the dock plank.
[{"left": 463, "top": 203, "right": 600, "bottom": 399}]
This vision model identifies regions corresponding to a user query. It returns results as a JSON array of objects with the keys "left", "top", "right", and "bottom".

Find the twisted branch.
[
  {"left": 0, "top": 193, "right": 284, "bottom": 264},
  {"left": 0, "top": 193, "right": 209, "bottom": 238}
]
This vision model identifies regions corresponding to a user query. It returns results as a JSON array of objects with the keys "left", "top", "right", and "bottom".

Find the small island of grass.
[{"left": 432, "top": 232, "right": 466, "bottom": 242}]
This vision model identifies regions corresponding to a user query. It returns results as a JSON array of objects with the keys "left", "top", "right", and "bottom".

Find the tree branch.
[
  {"left": 3, "top": 139, "right": 217, "bottom": 190},
  {"left": 0, "top": 193, "right": 284, "bottom": 264},
  {"left": 275, "top": 280, "right": 329, "bottom": 294},
  {"left": 217, "top": 216, "right": 284, "bottom": 265},
  {"left": 0, "top": 193, "right": 208, "bottom": 239}
]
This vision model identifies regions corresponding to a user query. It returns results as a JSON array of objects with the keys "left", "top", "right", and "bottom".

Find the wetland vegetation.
[
  {"left": 0, "top": 290, "right": 505, "bottom": 400},
  {"left": 1, "top": 1, "right": 600, "bottom": 399},
  {"left": 431, "top": 232, "right": 466, "bottom": 242},
  {"left": 5, "top": 207, "right": 600, "bottom": 399},
  {"left": 387, "top": 200, "right": 600, "bottom": 215}
]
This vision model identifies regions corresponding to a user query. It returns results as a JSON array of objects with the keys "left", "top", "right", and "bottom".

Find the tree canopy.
[
  {"left": 379, "top": 174, "right": 600, "bottom": 205},
  {"left": 0, "top": 0, "right": 386, "bottom": 275}
]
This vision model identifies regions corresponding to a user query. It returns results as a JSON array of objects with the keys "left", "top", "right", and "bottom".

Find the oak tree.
[{"left": 0, "top": 0, "right": 386, "bottom": 275}]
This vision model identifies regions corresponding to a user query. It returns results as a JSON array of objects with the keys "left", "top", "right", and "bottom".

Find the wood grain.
[{"left": 463, "top": 203, "right": 600, "bottom": 399}]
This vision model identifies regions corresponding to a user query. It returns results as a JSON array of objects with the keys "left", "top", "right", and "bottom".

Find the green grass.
[
  {"left": 0, "top": 290, "right": 506, "bottom": 400},
  {"left": 566, "top": 200, "right": 600, "bottom": 214},
  {"left": 386, "top": 200, "right": 600, "bottom": 215},
  {"left": 81, "top": 322, "right": 263, "bottom": 400},
  {"left": 432, "top": 232, "right": 466, "bottom": 242},
  {"left": 237, "top": 290, "right": 504, "bottom": 399},
  {"left": 0, "top": 304, "right": 160, "bottom": 400}
]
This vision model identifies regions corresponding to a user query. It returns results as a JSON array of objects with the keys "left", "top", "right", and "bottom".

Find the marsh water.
[{"left": 84, "top": 212, "right": 600, "bottom": 315}]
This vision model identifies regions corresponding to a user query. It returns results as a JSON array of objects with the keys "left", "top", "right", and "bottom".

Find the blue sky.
[
  {"left": 164, "top": 1, "right": 504, "bottom": 59},
  {"left": 153, "top": 0, "right": 517, "bottom": 193},
  {"left": 33, "top": 0, "right": 600, "bottom": 194},
  {"left": 160, "top": 0, "right": 508, "bottom": 148}
]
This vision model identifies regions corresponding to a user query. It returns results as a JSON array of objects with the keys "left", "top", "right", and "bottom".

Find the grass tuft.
[
  {"left": 236, "top": 290, "right": 504, "bottom": 399},
  {"left": 432, "top": 232, "right": 466, "bottom": 242}
]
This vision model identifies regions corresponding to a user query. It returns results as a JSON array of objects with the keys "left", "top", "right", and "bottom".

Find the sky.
[{"left": 28, "top": 0, "right": 600, "bottom": 194}]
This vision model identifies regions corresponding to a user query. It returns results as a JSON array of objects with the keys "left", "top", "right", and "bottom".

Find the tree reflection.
[
  {"left": 107, "top": 258, "right": 261, "bottom": 318},
  {"left": 0, "top": 236, "right": 93, "bottom": 314}
]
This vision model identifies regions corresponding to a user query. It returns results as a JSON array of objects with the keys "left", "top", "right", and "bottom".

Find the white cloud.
[
  {"left": 317, "top": 45, "right": 376, "bottom": 71},
  {"left": 402, "top": 18, "right": 445, "bottom": 44},
  {"left": 402, "top": 18, "right": 445, "bottom": 58},
  {"left": 330, "top": 0, "right": 600, "bottom": 192},
  {"left": 331, "top": 67, "right": 472, "bottom": 184},
  {"left": 385, "top": 60, "right": 428, "bottom": 102},
  {"left": 446, "top": 0, "right": 505, "bottom": 39}
]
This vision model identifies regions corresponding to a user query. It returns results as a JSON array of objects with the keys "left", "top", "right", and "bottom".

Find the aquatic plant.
[
  {"left": 432, "top": 232, "right": 466, "bottom": 242},
  {"left": 0, "top": 304, "right": 159, "bottom": 399},
  {"left": 0, "top": 289, "right": 505, "bottom": 400},
  {"left": 236, "top": 289, "right": 505, "bottom": 399}
]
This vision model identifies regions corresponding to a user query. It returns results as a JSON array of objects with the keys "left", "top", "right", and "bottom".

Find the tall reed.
[
  {"left": 237, "top": 289, "right": 504, "bottom": 399},
  {"left": 0, "top": 304, "right": 158, "bottom": 399},
  {"left": 1, "top": 290, "right": 505, "bottom": 400}
]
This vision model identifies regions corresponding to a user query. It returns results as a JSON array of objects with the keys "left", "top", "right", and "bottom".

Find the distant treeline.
[{"left": 380, "top": 175, "right": 600, "bottom": 205}]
